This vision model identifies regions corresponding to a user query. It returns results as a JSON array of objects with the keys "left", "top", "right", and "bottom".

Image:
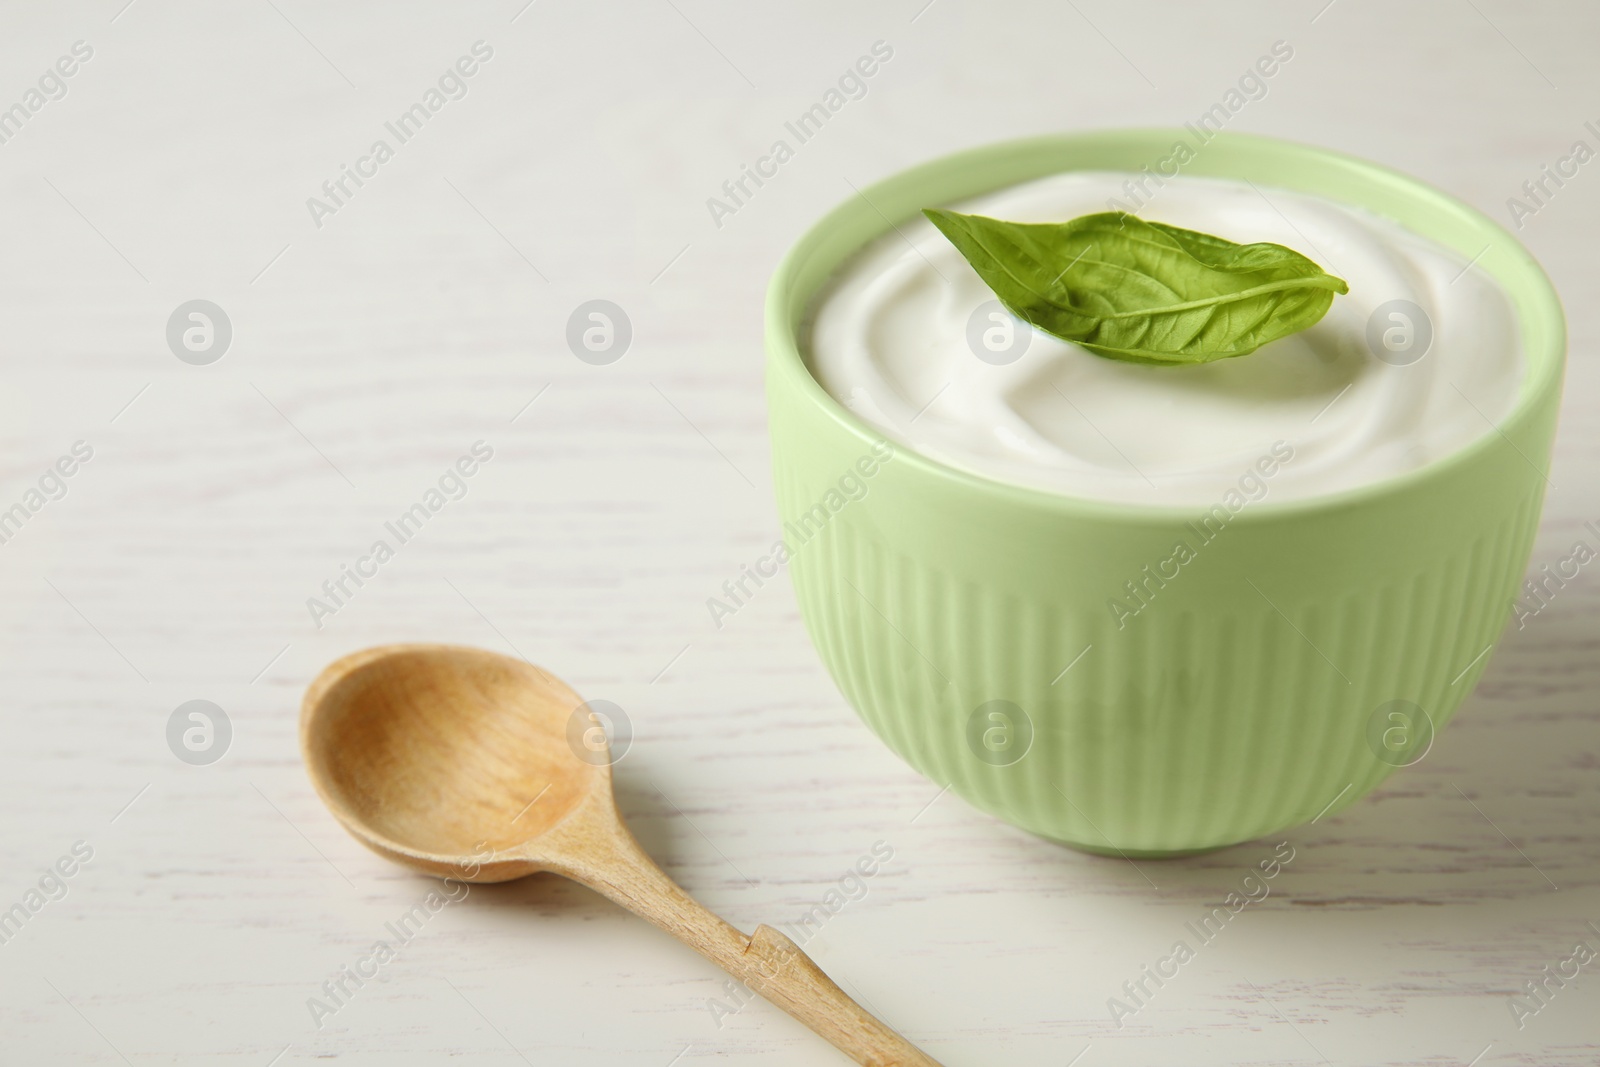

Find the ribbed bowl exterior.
[{"left": 766, "top": 132, "right": 1565, "bottom": 854}]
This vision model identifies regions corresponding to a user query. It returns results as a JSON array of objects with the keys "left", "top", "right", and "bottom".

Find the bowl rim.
[{"left": 765, "top": 128, "right": 1566, "bottom": 523}]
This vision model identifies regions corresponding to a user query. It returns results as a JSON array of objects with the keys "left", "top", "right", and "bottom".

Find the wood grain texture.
[{"left": 0, "top": 1, "right": 1596, "bottom": 1064}]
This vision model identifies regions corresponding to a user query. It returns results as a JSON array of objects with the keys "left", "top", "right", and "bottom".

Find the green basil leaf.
[{"left": 922, "top": 208, "right": 1349, "bottom": 365}]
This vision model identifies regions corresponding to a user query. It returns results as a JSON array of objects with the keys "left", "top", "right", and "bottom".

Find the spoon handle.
[
  {"left": 553, "top": 811, "right": 944, "bottom": 1066},
  {"left": 732, "top": 922, "right": 945, "bottom": 1067}
]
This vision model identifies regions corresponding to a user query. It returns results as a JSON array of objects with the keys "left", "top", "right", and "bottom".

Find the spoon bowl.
[
  {"left": 301, "top": 643, "right": 943, "bottom": 1066},
  {"left": 303, "top": 644, "right": 595, "bottom": 877}
]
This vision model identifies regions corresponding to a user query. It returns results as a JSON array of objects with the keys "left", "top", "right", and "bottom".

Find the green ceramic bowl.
[{"left": 765, "top": 130, "right": 1565, "bottom": 856}]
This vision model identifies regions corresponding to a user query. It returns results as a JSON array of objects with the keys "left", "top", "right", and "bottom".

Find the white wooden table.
[{"left": 1, "top": 1, "right": 1596, "bottom": 1063}]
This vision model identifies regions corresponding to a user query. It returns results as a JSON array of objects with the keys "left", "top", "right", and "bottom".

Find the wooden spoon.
[{"left": 300, "top": 643, "right": 943, "bottom": 1066}]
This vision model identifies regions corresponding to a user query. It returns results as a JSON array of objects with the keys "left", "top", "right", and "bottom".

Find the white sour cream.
[{"left": 804, "top": 172, "right": 1524, "bottom": 505}]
